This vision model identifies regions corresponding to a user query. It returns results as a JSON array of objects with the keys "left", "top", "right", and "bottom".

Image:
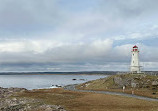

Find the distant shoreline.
[
  {"left": 0, "top": 71, "right": 157, "bottom": 75},
  {"left": 0, "top": 71, "right": 119, "bottom": 75},
  {"left": 0, "top": 73, "right": 111, "bottom": 75}
]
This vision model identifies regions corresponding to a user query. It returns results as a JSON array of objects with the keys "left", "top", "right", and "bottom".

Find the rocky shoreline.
[{"left": 0, "top": 87, "right": 66, "bottom": 111}]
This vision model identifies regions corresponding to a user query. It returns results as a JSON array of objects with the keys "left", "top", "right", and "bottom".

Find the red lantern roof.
[{"left": 133, "top": 45, "right": 138, "bottom": 48}]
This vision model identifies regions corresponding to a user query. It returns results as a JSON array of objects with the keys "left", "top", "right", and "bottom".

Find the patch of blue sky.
[
  {"left": 113, "top": 37, "right": 158, "bottom": 47},
  {"left": 140, "top": 38, "right": 158, "bottom": 46},
  {"left": 58, "top": 0, "right": 99, "bottom": 13}
]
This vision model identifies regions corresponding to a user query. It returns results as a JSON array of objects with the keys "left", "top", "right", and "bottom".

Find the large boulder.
[{"left": 152, "top": 81, "right": 158, "bottom": 86}]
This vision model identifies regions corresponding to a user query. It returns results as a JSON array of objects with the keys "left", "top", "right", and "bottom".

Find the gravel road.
[{"left": 64, "top": 84, "right": 158, "bottom": 102}]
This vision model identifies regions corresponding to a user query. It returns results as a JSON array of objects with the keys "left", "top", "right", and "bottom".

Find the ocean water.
[{"left": 0, "top": 75, "right": 107, "bottom": 89}]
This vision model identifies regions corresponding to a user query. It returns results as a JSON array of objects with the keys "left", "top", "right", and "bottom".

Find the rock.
[
  {"left": 131, "top": 82, "right": 137, "bottom": 88},
  {"left": 0, "top": 86, "right": 67, "bottom": 111},
  {"left": 134, "top": 77, "right": 140, "bottom": 80},
  {"left": 79, "top": 79, "right": 85, "bottom": 81},
  {"left": 114, "top": 77, "right": 124, "bottom": 86},
  {"left": 85, "top": 83, "right": 90, "bottom": 87},
  {"left": 0, "top": 97, "right": 67, "bottom": 111},
  {"left": 152, "top": 81, "right": 158, "bottom": 86},
  {"left": 38, "top": 105, "right": 66, "bottom": 111},
  {"left": 55, "top": 85, "right": 62, "bottom": 88},
  {"left": 0, "top": 87, "right": 28, "bottom": 99}
]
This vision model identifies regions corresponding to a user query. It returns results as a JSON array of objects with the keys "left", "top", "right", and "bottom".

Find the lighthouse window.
[
  {"left": 133, "top": 61, "right": 134, "bottom": 63},
  {"left": 133, "top": 54, "right": 134, "bottom": 56}
]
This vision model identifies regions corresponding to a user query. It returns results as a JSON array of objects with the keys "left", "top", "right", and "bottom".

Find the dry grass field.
[
  {"left": 16, "top": 88, "right": 158, "bottom": 111},
  {"left": 77, "top": 74, "right": 158, "bottom": 99}
]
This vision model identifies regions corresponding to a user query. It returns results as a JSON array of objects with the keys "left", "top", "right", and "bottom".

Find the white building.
[{"left": 130, "top": 45, "right": 141, "bottom": 73}]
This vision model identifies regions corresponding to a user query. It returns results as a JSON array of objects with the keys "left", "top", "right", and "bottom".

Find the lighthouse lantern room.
[{"left": 130, "top": 45, "right": 141, "bottom": 73}]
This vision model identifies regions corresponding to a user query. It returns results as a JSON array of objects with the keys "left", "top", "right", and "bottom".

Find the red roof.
[{"left": 133, "top": 45, "right": 138, "bottom": 48}]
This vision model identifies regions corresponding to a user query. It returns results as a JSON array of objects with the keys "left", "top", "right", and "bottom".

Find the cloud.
[
  {"left": 0, "top": 0, "right": 157, "bottom": 71},
  {"left": 0, "top": 39, "right": 112, "bottom": 63},
  {"left": 0, "top": 0, "right": 62, "bottom": 34},
  {"left": 0, "top": 41, "right": 158, "bottom": 71}
]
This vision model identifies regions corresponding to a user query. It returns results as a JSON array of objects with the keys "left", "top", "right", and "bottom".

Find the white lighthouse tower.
[{"left": 130, "top": 45, "right": 141, "bottom": 73}]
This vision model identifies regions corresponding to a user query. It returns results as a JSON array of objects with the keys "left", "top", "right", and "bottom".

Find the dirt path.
[{"left": 64, "top": 84, "right": 158, "bottom": 102}]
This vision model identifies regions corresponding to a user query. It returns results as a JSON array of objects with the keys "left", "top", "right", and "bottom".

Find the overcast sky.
[{"left": 0, "top": 0, "right": 158, "bottom": 72}]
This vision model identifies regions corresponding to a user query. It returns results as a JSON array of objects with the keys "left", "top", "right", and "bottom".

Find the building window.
[{"left": 133, "top": 61, "right": 134, "bottom": 63}]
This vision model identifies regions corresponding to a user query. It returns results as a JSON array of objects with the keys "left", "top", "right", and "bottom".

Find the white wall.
[{"left": 130, "top": 49, "right": 141, "bottom": 73}]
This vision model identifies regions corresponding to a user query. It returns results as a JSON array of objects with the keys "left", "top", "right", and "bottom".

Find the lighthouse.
[{"left": 130, "top": 45, "right": 141, "bottom": 73}]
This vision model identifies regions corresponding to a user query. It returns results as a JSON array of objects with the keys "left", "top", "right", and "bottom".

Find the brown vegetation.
[
  {"left": 77, "top": 74, "right": 158, "bottom": 98},
  {"left": 16, "top": 88, "right": 158, "bottom": 111}
]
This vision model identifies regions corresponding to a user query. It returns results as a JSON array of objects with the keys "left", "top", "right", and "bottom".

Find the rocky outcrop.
[
  {"left": 113, "top": 76, "right": 133, "bottom": 87},
  {"left": 152, "top": 81, "right": 158, "bottom": 86},
  {"left": 0, "top": 87, "right": 27, "bottom": 98},
  {"left": 0, "top": 87, "right": 66, "bottom": 111},
  {"left": 113, "top": 74, "right": 158, "bottom": 89},
  {"left": 0, "top": 99, "right": 66, "bottom": 111}
]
